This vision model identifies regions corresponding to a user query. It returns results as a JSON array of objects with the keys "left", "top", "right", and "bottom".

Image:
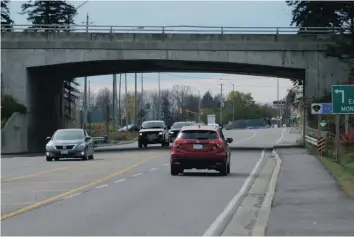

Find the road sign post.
[{"left": 331, "top": 85, "right": 354, "bottom": 163}]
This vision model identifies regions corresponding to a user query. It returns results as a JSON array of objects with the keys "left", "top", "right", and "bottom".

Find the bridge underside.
[
  {"left": 30, "top": 59, "right": 305, "bottom": 81},
  {"left": 25, "top": 60, "right": 304, "bottom": 152}
]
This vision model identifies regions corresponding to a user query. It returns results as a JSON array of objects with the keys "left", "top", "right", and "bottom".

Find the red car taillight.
[
  {"left": 209, "top": 139, "right": 224, "bottom": 150},
  {"left": 173, "top": 140, "right": 187, "bottom": 148}
]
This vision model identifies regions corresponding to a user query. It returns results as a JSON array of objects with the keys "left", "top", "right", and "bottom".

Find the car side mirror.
[
  {"left": 85, "top": 136, "right": 91, "bottom": 142},
  {"left": 226, "top": 138, "right": 233, "bottom": 143},
  {"left": 46, "top": 137, "right": 51, "bottom": 141}
]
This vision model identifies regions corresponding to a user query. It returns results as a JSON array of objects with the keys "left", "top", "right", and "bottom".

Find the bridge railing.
[{"left": 0, "top": 24, "right": 344, "bottom": 35}]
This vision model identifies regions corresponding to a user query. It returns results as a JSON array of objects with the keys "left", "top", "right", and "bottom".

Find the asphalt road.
[
  {"left": 1, "top": 149, "right": 266, "bottom": 236},
  {"left": 94, "top": 127, "right": 298, "bottom": 152}
]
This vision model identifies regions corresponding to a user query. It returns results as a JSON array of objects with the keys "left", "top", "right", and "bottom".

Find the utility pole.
[
  {"left": 141, "top": 73, "right": 144, "bottom": 122},
  {"left": 198, "top": 90, "right": 201, "bottom": 122},
  {"left": 220, "top": 81, "right": 224, "bottom": 125},
  {"left": 112, "top": 74, "right": 117, "bottom": 126},
  {"left": 125, "top": 73, "right": 128, "bottom": 128},
  {"left": 134, "top": 73, "right": 137, "bottom": 124},
  {"left": 158, "top": 72, "right": 161, "bottom": 120},
  {"left": 231, "top": 83, "right": 235, "bottom": 122},
  {"left": 277, "top": 77, "right": 281, "bottom": 127},
  {"left": 83, "top": 12, "right": 89, "bottom": 129},
  {"left": 118, "top": 74, "right": 122, "bottom": 126}
]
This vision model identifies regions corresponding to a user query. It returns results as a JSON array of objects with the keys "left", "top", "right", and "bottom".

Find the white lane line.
[
  {"left": 161, "top": 164, "right": 169, "bottom": 167},
  {"left": 149, "top": 168, "right": 157, "bottom": 171},
  {"left": 275, "top": 128, "right": 288, "bottom": 144},
  {"left": 114, "top": 179, "right": 125, "bottom": 183},
  {"left": 95, "top": 184, "right": 108, "bottom": 189},
  {"left": 203, "top": 150, "right": 266, "bottom": 236},
  {"left": 62, "top": 192, "right": 82, "bottom": 199},
  {"left": 131, "top": 173, "right": 142, "bottom": 178},
  {"left": 232, "top": 131, "right": 258, "bottom": 144}
]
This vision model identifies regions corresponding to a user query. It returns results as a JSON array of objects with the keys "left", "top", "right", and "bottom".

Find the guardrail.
[
  {"left": 92, "top": 136, "right": 108, "bottom": 145},
  {"left": 305, "top": 135, "right": 317, "bottom": 146},
  {"left": 0, "top": 24, "right": 345, "bottom": 35}
]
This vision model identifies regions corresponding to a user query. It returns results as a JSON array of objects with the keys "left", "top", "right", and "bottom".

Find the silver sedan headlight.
[
  {"left": 45, "top": 144, "right": 55, "bottom": 150},
  {"left": 77, "top": 143, "right": 86, "bottom": 150},
  {"left": 159, "top": 132, "right": 162, "bottom": 135}
]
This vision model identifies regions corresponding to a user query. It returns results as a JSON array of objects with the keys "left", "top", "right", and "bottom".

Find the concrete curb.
[
  {"left": 251, "top": 149, "right": 282, "bottom": 236},
  {"left": 203, "top": 150, "right": 267, "bottom": 236}
]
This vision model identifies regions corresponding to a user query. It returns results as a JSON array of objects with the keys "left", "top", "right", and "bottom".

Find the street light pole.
[{"left": 158, "top": 72, "right": 161, "bottom": 120}]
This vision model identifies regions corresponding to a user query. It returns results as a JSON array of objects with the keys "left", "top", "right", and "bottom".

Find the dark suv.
[
  {"left": 138, "top": 120, "right": 170, "bottom": 148},
  {"left": 168, "top": 121, "right": 196, "bottom": 142}
]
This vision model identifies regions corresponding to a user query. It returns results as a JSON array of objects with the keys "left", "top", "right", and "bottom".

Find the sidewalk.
[{"left": 266, "top": 148, "right": 354, "bottom": 236}]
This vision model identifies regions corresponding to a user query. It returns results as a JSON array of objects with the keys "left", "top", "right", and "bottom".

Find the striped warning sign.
[{"left": 317, "top": 136, "right": 326, "bottom": 152}]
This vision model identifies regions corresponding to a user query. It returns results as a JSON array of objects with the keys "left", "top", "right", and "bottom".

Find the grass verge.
[{"left": 317, "top": 154, "right": 354, "bottom": 200}]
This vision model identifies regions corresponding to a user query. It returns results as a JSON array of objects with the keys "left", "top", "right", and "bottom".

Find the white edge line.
[
  {"left": 251, "top": 149, "right": 282, "bottom": 236},
  {"left": 96, "top": 184, "right": 108, "bottom": 189},
  {"left": 62, "top": 192, "right": 82, "bottom": 199},
  {"left": 203, "top": 150, "right": 266, "bottom": 236},
  {"left": 161, "top": 164, "right": 169, "bottom": 167},
  {"left": 149, "top": 168, "right": 157, "bottom": 171},
  {"left": 275, "top": 128, "right": 287, "bottom": 144},
  {"left": 114, "top": 179, "right": 125, "bottom": 183},
  {"left": 131, "top": 173, "right": 142, "bottom": 178}
]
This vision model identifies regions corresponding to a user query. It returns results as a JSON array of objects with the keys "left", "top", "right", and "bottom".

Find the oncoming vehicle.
[
  {"left": 45, "top": 129, "right": 94, "bottom": 161},
  {"left": 168, "top": 121, "right": 196, "bottom": 142},
  {"left": 170, "top": 125, "right": 233, "bottom": 176},
  {"left": 138, "top": 120, "right": 170, "bottom": 148}
]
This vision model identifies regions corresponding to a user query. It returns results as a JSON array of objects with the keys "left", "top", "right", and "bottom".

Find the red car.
[{"left": 170, "top": 125, "right": 233, "bottom": 176}]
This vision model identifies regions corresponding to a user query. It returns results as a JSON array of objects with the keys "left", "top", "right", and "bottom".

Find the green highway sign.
[
  {"left": 331, "top": 85, "right": 354, "bottom": 114},
  {"left": 320, "top": 120, "right": 326, "bottom": 127}
]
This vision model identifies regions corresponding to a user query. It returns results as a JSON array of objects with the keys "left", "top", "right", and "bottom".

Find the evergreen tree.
[
  {"left": 21, "top": 0, "right": 77, "bottom": 31},
  {"left": 1, "top": 0, "right": 14, "bottom": 31}
]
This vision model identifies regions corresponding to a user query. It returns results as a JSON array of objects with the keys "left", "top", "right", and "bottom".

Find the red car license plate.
[{"left": 193, "top": 144, "right": 203, "bottom": 150}]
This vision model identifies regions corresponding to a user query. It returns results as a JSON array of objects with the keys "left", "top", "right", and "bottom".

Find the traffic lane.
[
  {"left": 1, "top": 150, "right": 165, "bottom": 217},
  {"left": 1, "top": 151, "right": 140, "bottom": 180},
  {"left": 223, "top": 129, "right": 259, "bottom": 145},
  {"left": 1, "top": 151, "right": 264, "bottom": 236},
  {"left": 226, "top": 128, "right": 286, "bottom": 148},
  {"left": 94, "top": 142, "right": 169, "bottom": 152}
]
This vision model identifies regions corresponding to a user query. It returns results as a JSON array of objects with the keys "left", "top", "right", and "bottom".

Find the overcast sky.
[{"left": 8, "top": 0, "right": 294, "bottom": 103}]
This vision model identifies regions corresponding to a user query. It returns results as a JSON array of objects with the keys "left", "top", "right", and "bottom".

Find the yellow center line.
[
  {"left": 1, "top": 202, "right": 36, "bottom": 206},
  {"left": 0, "top": 152, "right": 140, "bottom": 183},
  {"left": 0, "top": 156, "right": 158, "bottom": 221}
]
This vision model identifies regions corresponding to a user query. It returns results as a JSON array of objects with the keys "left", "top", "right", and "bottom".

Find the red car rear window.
[{"left": 177, "top": 130, "right": 218, "bottom": 139}]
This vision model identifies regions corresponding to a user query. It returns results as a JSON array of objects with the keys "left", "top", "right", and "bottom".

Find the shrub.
[{"left": 1, "top": 95, "right": 27, "bottom": 126}]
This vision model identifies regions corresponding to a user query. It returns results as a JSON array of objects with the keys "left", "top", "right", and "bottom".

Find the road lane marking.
[
  {"left": 0, "top": 156, "right": 157, "bottom": 221},
  {"left": 62, "top": 193, "right": 82, "bottom": 199},
  {"left": 161, "top": 164, "right": 168, "bottom": 167},
  {"left": 203, "top": 150, "right": 266, "bottom": 236},
  {"left": 275, "top": 128, "right": 288, "bottom": 144},
  {"left": 131, "top": 173, "right": 142, "bottom": 178},
  {"left": 149, "top": 168, "right": 157, "bottom": 171},
  {"left": 1, "top": 153, "right": 142, "bottom": 183},
  {"left": 114, "top": 179, "right": 125, "bottom": 183},
  {"left": 232, "top": 131, "right": 258, "bottom": 144},
  {"left": 1, "top": 202, "right": 36, "bottom": 206},
  {"left": 95, "top": 184, "right": 108, "bottom": 189},
  {"left": 0, "top": 162, "right": 96, "bottom": 183}
]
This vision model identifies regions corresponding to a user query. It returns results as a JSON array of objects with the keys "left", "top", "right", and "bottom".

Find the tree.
[
  {"left": 201, "top": 91, "right": 215, "bottom": 108},
  {"left": 1, "top": 0, "right": 14, "bottom": 31},
  {"left": 172, "top": 85, "right": 191, "bottom": 119},
  {"left": 21, "top": 0, "right": 77, "bottom": 32},
  {"left": 95, "top": 88, "right": 112, "bottom": 109}
]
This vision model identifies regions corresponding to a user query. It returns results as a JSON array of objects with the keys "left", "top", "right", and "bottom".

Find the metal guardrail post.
[{"left": 221, "top": 27, "right": 224, "bottom": 35}]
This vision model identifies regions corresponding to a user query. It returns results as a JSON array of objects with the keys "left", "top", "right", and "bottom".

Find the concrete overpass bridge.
[{"left": 0, "top": 24, "right": 350, "bottom": 153}]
